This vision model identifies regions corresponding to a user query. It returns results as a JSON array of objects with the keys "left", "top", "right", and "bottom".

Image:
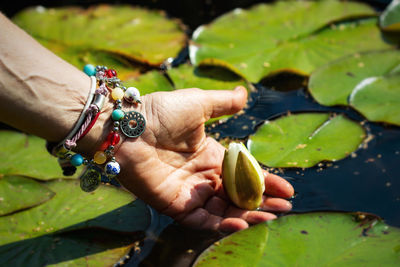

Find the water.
[
  {"left": 208, "top": 81, "right": 400, "bottom": 227},
  {"left": 137, "top": 79, "right": 400, "bottom": 267}
]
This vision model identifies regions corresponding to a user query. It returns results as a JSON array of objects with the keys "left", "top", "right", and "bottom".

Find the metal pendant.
[
  {"left": 120, "top": 111, "right": 146, "bottom": 138},
  {"left": 79, "top": 165, "right": 101, "bottom": 192}
]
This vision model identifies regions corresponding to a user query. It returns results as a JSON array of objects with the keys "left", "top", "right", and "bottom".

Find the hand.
[{"left": 115, "top": 86, "right": 294, "bottom": 232}]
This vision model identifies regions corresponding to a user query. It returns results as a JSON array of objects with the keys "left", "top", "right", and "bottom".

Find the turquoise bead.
[
  {"left": 112, "top": 109, "right": 125, "bottom": 121},
  {"left": 70, "top": 154, "right": 84, "bottom": 167},
  {"left": 83, "top": 64, "right": 96, "bottom": 76}
]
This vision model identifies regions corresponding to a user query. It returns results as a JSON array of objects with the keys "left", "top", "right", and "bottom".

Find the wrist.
[
  {"left": 74, "top": 96, "right": 114, "bottom": 158},
  {"left": 75, "top": 88, "right": 148, "bottom": 159}
]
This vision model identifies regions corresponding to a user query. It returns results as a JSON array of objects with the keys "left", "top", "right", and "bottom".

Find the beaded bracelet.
[{"left": 49, "top": 64, "right": 145, "bottom": 192}]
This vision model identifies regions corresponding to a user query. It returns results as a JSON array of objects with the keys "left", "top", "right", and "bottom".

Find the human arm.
[{"left": 0, "top": 13, "right": 294, "bottom": 232}]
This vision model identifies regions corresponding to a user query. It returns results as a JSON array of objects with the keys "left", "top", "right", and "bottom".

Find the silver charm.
[
  {"left": 120, "top": 111, "right": 146, "bottom": 138},
  {"left": 80, "top": 166, "right": 101, "bottom": 192}
]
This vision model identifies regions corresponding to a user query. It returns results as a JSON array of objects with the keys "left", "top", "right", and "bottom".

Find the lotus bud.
[{"left": 222, "top": 142, "right": 265, "bottom": 210}]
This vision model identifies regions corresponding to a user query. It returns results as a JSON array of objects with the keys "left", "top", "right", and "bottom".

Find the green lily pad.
[
  {"left": 248, "top": 113, "right": 365, "bottom": 168},
  {"left": 380, "top": 0, "right": 400, "bottom": 32},
  {"left": 0, "top": 179, "right": 147, "bottom": 245},
  {"left": 194, "top": 212, "right": 400, "bottom": 266},
  {"left": 37, "top": 38, "right": 144, "bottom": 82},
  {"left": 309, "top": 50, "right": 400, "bottom": 106},
  {"left": 0, "top": 131, "right": 80, "bottom": 180},
  {"left": 13, "top": 5, "right": 186, "bottom": 66},
  {"left": 0, "top": 177, "right": 151, "bottom": 266},
  {"left": 168, "top": 64, "right": 250, "bottom": 91},
  {"left": 124, "top": 70, "right": 174, "bottom": 96},
  {"left": 349, "top": 74, "right": 400, "bottom": 126},
  {"left": 0, "top": 230, "right": 135, "bottom": 266},
  {"left": 0, "top": 175, "right": 54, "bottom": 216},
  {"left": 190, "top": 1, "right": 393, "bottom": 82}
]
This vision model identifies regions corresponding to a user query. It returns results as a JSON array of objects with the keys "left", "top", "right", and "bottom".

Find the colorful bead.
[
  {"left": 124, "top": 87, "right": 141, "bottom": 103},
  {"left": 105, "top": 161, "right": 120, "bottom": 176},
  {"left": 70, "top": 154, "right": 84, "bottom": 166},
  {"left": 106, "top": 69, "right": 117, "bottom": 78},
  {"left": 83, "top": 64, "right": 96, "bottom": 76},
  {"left": 107, "top": 132, "right": 120, "bottom": 146},
  {"left": 112, "top": 109, "right": 125, "bottom": 121},
  {"left": 111, "top": 87, "right": 124, "bottom": 101},
  {"left": 93, "top": 151, "right": 107, "bottom": 165}
]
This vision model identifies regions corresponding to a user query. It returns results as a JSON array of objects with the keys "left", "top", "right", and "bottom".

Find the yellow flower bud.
[{"left": 222, "top": 142, "right": 265, "bottom": 210}]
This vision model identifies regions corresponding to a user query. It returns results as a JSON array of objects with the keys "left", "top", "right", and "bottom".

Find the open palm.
[{"left": 116, "top": 87, "right": 294, "bottom": 232}]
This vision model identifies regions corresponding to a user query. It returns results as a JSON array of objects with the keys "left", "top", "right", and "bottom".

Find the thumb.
[{"left": 202, "top": 86, "right": 247, "bottom": 119}]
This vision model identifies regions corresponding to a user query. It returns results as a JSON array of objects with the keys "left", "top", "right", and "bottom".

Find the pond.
[{"left": 0, "top": 0, "right": 399, "bottom": 266}]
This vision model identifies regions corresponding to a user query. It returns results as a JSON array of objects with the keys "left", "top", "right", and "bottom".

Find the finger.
[
  {"left": 179, "top": 208, "right": 223, "bottom": 230},
  {"left": 264, "top": 171, "right": 294, "bottom": 199},
  {"left": 260, "top": 196, "right": 292, "bottom": 213},
  {"left": 204, "top": 196, "right": 229, "bottom": 217},
  {"left": 219, "top": 218, "right": 249, "bottom": 232},
  {"left": 202, "top": 86, "right": 248, "bottom": 119},
  {"left": 224, "top": 206, "right": 277, "bottom": 224}
]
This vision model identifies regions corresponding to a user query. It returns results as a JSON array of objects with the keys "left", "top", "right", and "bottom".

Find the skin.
[{"left": 0, "top": 13, "right": 294, "bottom": 232}]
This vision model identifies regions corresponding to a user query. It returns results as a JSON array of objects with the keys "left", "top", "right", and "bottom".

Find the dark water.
[
  {"left": 207, "top": 82, "right": 400, "bottom": 227},
  {"left": 135, "top": 80, "right": 400, "bottom": 267}
]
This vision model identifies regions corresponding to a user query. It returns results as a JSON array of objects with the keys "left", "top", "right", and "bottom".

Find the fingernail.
[{"left": 234, "top": 85, "right": 245, "bottom": 91}]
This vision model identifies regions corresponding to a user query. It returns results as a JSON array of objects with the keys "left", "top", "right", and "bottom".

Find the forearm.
[{"left": 0, "top": 13, "right": 111, "bottom": 155}]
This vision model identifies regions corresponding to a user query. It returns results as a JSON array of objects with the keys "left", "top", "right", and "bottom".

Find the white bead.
[
  {"left": 124, "top": 87, "right": 141, "bottom": 103},
  {"left": 105, "top": 161, "right": 120, "bottom": 176}
]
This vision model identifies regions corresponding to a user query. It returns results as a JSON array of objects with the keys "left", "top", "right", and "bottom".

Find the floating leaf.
[
  {"left": 0, "top": 175, "right": 54, "bottom": 216},
  {"left": 0, "top": 131, "right": 80, "bottom": 180},
  {"left": 380, "top": 0, "right": 400, "bottom": 32},
  {"left": 309, "top": 50, "right": 400, "bottom": 106},
  {"left": 37, "top": 38, "right": 143, "bottom": 82},
  {"left": 0, "top": 179, "right": 147, "bottom": 245},
  {"left": 124, "top": 70, "right": 174, "bottom": 96},
  {"left": 13, "top": 5, "right": 186, "bottom": 66},
  {"left": 168, "top": 64, "right": 250, "bottom": 91},
  {"left": 190, "top": 1, "right": 393, "bottom": 82},
  {"left": 248, "top": 113, "right": 365, "bottom": 168},
  {"left": 0, "top": 230, "right": 135, "bottom": 266},
  {"left": 194, "top": 212, "right": 400, "bottom": 266},
  {"left": 349, "top": 74, "right": 400, "bottom": 126},
  {"left": 0, "top": 177, "right": 151, "bottom": 266}
]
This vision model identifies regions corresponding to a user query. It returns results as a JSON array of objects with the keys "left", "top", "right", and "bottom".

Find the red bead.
[
  {"left": 107, "top": 132, "right": 120, "bottom": 146},
  {"left": 106, "top": 69, "right": 117, "bottom": 78}
]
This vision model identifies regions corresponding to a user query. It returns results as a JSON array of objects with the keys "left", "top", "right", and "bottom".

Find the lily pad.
[
  {"left": 0, "top": 131, "right": 79, "bottom": 180},
  {"left": 13, "top": 5, "right": 186, "bottom": 65},
  {"left": 0, "top": 175, "right": 54, "bottom": 216},
  {"left": 0, "top": 229, "right": 135, "bottom": 266},
  {"left": 37, "top": 38, "right": 144, "bottom": 82},
  {"left": 0, "top": 179, "right": 147, "bottom": 245},
  {"left": 168, "top": 64, "right": 250, "bottom": 91},
  {"left": 247, "top": 113, "right": 365, "bottom": 168},
  {"left": 0, "top": 176, "right": 152, "bottom": 266},
  {"left": 309, "top": 50, "right": 400, "bottom": 106},
  {"left": 124, "top": 70, "right": 174, "bottom": 96},
  {"left": 349, "top": 74, "right": 400, "bottom": 126},
  {"left": 194, "top": 212, "right": 400, "bottom": 266},
  {"left": 380, "top": 0, "right": 400, "bottom": 32},
  {"left": 190, "top": 1, "right": 393, "bottom": 82}
]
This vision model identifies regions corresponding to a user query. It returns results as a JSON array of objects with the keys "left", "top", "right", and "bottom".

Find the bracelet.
[
  {"left": 46, "top": 76, "right": 97, "bottom": 156},
  {"left": 49, "top": 64, "right": 145, "bottom": 192}
]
